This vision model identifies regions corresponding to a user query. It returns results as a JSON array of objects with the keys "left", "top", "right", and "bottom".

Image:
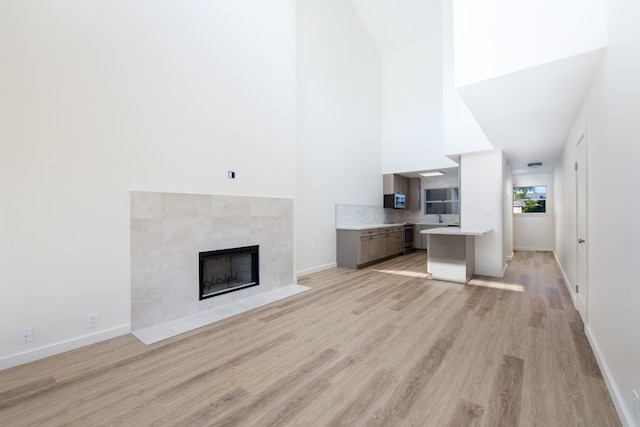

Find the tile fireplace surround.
[{"left": 130, "top": 191, "right": 295, "bottom": 333}]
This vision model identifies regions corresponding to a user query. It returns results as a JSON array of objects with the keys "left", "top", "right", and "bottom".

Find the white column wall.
[
  {"left": 382, "top": 35, "right": 456, "bottom": 173},
  {"left": 460, "top": 149, "right": 505, "bottom": 277},
  {"left": 295, "top": 0, "right": 382, "bottom": 276},
  {"left": 0, "top": 0, "right": 296, "bottom": 368},
  {"left": 441, "top": 0, "right": 493, "bottom": 156}
]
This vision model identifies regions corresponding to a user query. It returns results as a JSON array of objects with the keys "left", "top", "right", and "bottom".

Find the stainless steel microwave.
[{"left": 384, "top": 193, "right": 405, "bottom": 209}]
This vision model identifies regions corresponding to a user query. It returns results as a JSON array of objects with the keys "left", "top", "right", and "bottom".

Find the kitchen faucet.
[{"left": 437, "top": 212, "right": 443, "bottom": 223}]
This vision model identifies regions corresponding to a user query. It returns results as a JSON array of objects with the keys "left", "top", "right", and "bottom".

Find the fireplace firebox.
[{"left": 199, "top": 245, "right": 259, "bottom": 300}]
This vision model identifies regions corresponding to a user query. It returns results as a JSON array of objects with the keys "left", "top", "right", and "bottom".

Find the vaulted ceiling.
[
  {"left": 349, "top": 0, "right": 441, "bottom": 55},
  {"left": 349, "top": 0, "right": 604, "bottom": 175}
]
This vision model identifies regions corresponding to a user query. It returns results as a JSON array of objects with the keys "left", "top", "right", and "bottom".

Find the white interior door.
[{"left": 576, "top": 134, "right": 589, "bottom": 322}]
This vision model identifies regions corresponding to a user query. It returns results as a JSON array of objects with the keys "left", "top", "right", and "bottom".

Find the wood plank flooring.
[{"left": 0, "top": 251, "right": 621, "bottom": 426}]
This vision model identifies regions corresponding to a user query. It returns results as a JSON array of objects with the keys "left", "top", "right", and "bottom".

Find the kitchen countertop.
[
  {"left": 421, "top": 227, "right": 491, "bottom": 236},
  {"left": 336, "top": 223, "right": 405, "bottom": 231},
  {"left": 337, "top": 223, "right": 460, "bottom": 231}
]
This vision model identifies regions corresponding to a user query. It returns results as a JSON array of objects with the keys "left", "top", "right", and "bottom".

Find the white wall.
[
  {"left": 295, "top": 0, "right": 382, "bottom": 276},
  {"left": 0, "top": 0, "right": 296, "bottom": 368},
  {"left": 381, "top": 0, "right": 495, "bottom": 169},
  {"left": 513, "top": 173, "right": 554, "bottom": 251},
  {"left": 554, "top": 0, "right": 640, "bottom": 423},
  {"left": 382, "top": 35, "right": 456, "bottom": 173},
  {"left": 441, "top": 0, "right": 493, "bottom": 156},
  {"left": 460, "top": 149, "right": 505, "bottom": 277},
  {"left": 453, "top": 0, "right": 608, "bottom": 87}
]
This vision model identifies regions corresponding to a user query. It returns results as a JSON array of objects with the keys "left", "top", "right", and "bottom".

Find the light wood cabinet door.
[
  {"left": 383, "top": 174, "right": 409, "bottom": 196},
  {"left": 408, "top": 178, "right": 421, "bottom": 210},
  {"left": 416, "top": 225, "right": 442, "bottom": 249},
  {"left": 338, "top": 226, "right": 403, "bottom": 269},
  {"left": 359, "top": 235, "right": 379, "bottom": 264},
  {"left": 381, "top": 232, "right": 393, "bottom": 258}
]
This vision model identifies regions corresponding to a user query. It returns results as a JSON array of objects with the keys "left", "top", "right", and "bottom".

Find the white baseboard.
[
  {"left": 0, "top": 324, "right": 130, "bottom": 371},
  {"left": 554, "top": 251, "right": 630, "bottom": 425},
  {"left": 553, "top": 251, "right": 577, "bottom": 309},
  {"left": 296, "top": 262, "right": 336, "bottom": 278},
  {"left": 513, "top": 246, "right": 554, "bottom": 252},
  {"left": 585, "top": 325, "right": 634, "bottom": 426},
  {"left": 506, "top": 252, "right": 514, "bottom": 262}
]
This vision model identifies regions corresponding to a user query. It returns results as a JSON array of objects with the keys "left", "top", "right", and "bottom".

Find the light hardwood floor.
[{"left": 0, "top": 251, "right": 621, "bottom": 426}]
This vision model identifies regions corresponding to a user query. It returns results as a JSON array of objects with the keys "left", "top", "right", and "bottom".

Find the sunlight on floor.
[
  {"left": 372, "top": 269, "right": 430, "bottom": 279},
  {"left": 467, "top": 278, "right": 525, "bottom": 292},
  {"left": 371, "top": 268, "right": 525, "bottom": 292}
]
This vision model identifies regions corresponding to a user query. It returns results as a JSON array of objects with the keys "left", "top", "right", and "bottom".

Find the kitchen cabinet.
[
  {"left": 383, "top": 174, "right": 420, "bottom": 210},
  {"left": 408, "top": 178, "right": 421, "bottom": 210},
  {"left": 383, "top": 174, "right": 409, "bottom": 196},
  {"left": 378, "top": 227, "right": 404, "bottom": 258},
  {"left": 414, "top": 224, "right": 442, "bottom": 250},
  {"left": 337, "top": 226, "right": 404, "bottom": 268},
  {"left": 359, "top": 233, "right": 379, "bottom": 264}
]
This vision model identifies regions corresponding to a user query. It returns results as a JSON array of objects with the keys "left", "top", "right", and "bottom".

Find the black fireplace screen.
[{"left": 199, "top": 245, "right": 259, "bottom": 300}]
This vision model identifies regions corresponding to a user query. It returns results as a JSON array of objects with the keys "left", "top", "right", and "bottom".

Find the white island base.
[{"left": 422, "top": 227, "right": 491, "bottom": 284}]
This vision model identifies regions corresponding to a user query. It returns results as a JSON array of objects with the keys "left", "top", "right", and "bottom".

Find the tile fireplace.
[{"left": 130, "top": 191, "right": 293, "bottom": 331}]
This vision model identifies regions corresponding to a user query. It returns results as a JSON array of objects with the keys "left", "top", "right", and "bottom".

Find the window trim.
[{"left": 513, "top": 185, "right": 547, "bottom": 214}]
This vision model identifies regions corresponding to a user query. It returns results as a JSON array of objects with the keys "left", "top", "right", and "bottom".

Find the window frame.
[
  {"left": 513, "top": 185, "right": 547, "bottom": 215},
  {"left": 424, "top": 187, "right": 460, "bottom": 215}
]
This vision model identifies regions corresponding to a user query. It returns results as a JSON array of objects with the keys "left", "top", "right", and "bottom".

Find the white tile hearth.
[{"left": 133, "top": 284, "right": 310, "bottom": 345}]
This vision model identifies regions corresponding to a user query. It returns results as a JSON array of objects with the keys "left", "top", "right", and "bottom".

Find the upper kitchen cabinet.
[
  {"left": 383, "top": 174, "right": 409, "bottom": 196},
  {"left": 408, "top": 177, "right": 420, "bottom": 210},
  {"left": 383, "top": 174, "right": 420, "bottom": 210}
]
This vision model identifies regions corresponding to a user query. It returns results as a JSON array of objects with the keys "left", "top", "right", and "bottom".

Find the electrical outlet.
[
  {"left": 19, "top": 328, "right": 32, "bottom": 344},
  {"left": 633, "top": 390, "right": 639, "bottom": 421},
  {"left": 87, "top": 312, "right": 99, "bottom": 328}
]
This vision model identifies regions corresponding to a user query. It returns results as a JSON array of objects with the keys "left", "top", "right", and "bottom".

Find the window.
[
  {"left": 425, "top": 187, "right": 459, "bottom": 214},
  {"left": 513, "top": 186, "right": 546, "bottom": 213}
]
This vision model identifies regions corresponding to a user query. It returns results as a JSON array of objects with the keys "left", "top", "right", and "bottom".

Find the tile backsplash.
[
  {"left": 335, "top": 204, "right": 390, "bottom": 227},
  {"left": 336, "top": 203, "right": 459, "bottom": 226},
  {"left": 336, "top": 175, "right": 461, "bottom": 227}
]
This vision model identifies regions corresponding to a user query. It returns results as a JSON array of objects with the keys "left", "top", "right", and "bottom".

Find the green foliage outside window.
[{"left": 513, "top": 186, "right": 546, "bottom": 213}]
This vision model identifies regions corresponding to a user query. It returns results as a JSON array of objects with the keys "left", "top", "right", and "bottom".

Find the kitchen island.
[{"left": 421, "top": 227, "right": 491, "bottom": 283}]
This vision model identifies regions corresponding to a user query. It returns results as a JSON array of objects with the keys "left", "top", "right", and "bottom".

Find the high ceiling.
[
  {"left": 349, "top": 0, "right": 441, "bottom": 55},
  {"left": 349, "top": 0, "right": 603, "bottom": 175},
  {"left": 457, "top": 49, "right": 604, "bottom": 175}
]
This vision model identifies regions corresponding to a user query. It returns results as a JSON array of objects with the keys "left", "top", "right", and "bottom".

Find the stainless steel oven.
[{"left": 403, "top": 223, "right": 414, "bottom": 254}]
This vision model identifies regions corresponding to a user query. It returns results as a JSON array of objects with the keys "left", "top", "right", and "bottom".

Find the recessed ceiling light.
[
  {"left": 419, "top": 171, "right": 445, "bottom": 177},
  {"left": 527, "top": 162, "right": 543, "bottom": 168}
]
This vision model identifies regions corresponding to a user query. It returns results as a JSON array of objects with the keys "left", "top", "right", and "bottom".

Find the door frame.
[{"left": 576, "top": 132, "right": 589, "bottom": 323}]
